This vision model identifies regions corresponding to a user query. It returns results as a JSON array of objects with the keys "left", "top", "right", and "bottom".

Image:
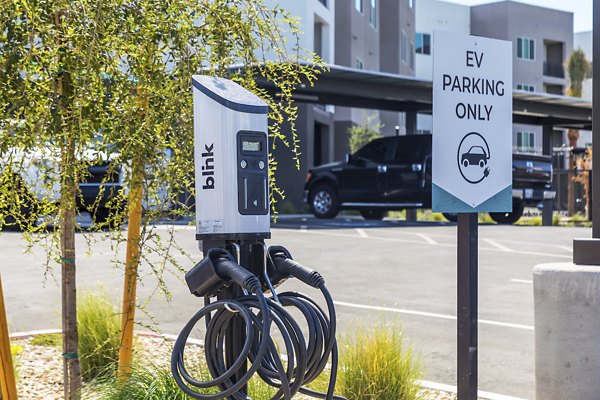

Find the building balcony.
[{"left": 544, "top": 62, "right": 565, "bottom": 79}]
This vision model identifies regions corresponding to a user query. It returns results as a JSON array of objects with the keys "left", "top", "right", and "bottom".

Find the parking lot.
[{"left": 0, "top": 216, "right": 584, "bottom": 399}]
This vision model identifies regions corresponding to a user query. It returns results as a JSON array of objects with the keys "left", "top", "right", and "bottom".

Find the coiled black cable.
[{"left": 171, "top": 250, "right": 347, "bottom": 400}]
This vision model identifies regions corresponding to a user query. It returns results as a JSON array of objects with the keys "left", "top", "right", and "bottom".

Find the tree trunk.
[
  {"left": 55, "top": 10, "right": 81, "bottom": 399},
  {"left": 117, "top": 157, "right": 144, "bottom": 380},
  {"left": 60, "top": 149, "right": 82, "bottom": 400}
]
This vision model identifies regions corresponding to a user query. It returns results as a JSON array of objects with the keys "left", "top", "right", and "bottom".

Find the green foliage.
[
  {"left": 0, "top": 0, "right": 323, "bottom": 307},
  {"left": 566, "top": 49, "right": 591, "bottom": 98},
  {"left": 478, "top": 213, "right": 495, "bottom": 224},
  {"left": 2, "top": 1, "right": 322, "bottom": 394},
  {"left": 553, "top": 213, "right": 562, "bottom": 226},
  {"left": 92, "top": 364, "right": 199, "bottom": 400},
  {"left": 348, "top": 115, "right": 384, "bottom": 154},
  {"left": 29, "top": 333, "right": 62, "bottom": 347},
  {"left": 77, "top": 290, "right": 120, "bottom": 382},
  {"left": 339, "top": 323, "right": 423, "bottom": 400}
]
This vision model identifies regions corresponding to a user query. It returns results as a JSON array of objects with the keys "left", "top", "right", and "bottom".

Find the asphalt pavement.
[{"left": 0, "top": 215, "right": 586, "bottom": 399}]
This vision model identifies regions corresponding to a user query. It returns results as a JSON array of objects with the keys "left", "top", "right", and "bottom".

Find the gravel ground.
[{"left": 12, "top": 334, "right": 463, "bottom": 400}]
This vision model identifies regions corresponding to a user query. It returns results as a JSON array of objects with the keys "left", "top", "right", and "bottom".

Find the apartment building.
[
  {"left": 264, "top": 0, "right": 336, "bottom": 211},
  {"left": 415, "top": 0, "right": 470, "bottom": 134},
  {"left": 470, "top": 1, "right": 573, "bottom": 155},
  {"left": 415, "top": 0, "right": 573, "bottom": 155},
  {"left": 334, "top": 0, "right": 416, "bottom": 160}
]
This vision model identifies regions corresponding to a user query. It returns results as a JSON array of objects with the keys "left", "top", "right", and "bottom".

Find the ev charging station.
[
  {"left": 171, "top": 76, "right": 344, "bottom": 400},
  {"left": 193, "top": 75, "right": 270, "bottom": 241}
]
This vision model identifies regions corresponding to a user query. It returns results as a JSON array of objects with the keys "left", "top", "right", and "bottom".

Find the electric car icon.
[{"left": 461, "top": 146, "right": 489, "bottom": 168}]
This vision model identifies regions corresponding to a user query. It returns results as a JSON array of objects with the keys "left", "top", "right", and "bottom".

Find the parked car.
[{"left": 304, "top": 134, "right": 555, "bottom": 224}]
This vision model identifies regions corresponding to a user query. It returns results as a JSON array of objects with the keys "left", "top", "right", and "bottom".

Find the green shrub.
[
  {"left": 478, "top": 213, "right": 495, "bottom": 224},
  {"left": 92, "top": 364, "right": 196, "bottom": 400},
  {"left": 553, "top": 213, "right": 561, "bottom": 226},
  {"left": 78, "top": 289, "right": 121, "bottom": 382},
  {"left": 339, "top": 323, "right": 422, "bottom": 400},
  {"left": 29, "top": 333, "right": 61, "bottom": 347}
]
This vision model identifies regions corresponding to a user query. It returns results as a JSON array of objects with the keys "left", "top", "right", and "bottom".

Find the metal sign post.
[
  {"left": 432, "top": 31, "right": 512, "bottom": 400},
  {"left": 457, "top": 213, "right": 478, "bottom": 399}
]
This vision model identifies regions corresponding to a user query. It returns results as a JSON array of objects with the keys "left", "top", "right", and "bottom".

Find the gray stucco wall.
[{"left": 471, "top": 1, "right": 572, "bottom": 94}]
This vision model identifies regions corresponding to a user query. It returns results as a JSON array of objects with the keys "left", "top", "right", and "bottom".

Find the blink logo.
[{"left": 201, "top": 143, "right": 215, "bottom": 190}]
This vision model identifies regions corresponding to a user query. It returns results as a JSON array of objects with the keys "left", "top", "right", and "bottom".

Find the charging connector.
[{"left": 185, "top": 248, "right": 261, "bottom": 297}]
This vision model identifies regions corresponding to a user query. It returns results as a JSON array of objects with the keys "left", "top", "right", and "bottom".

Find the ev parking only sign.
[{"left": 432, "top": 31, "right": 512, "bottom": 212}]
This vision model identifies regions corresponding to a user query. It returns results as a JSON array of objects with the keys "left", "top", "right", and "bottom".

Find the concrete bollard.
[{"left": 534, "top": 262, "right": 600, "bottom": 400}]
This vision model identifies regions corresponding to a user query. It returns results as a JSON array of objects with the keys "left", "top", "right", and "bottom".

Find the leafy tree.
[
  {"left": 566, "top": 48, "right": 591, "bottom": 215},
  {"left": 348, "top": 114, "right": 384, "bottom": 154},
  {"left": 1, "top": 0, "right": 321, "bottom": 397}
]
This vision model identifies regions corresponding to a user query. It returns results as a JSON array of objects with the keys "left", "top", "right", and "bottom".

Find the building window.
[
  {"left": 410, "top": 42, "right": 415, "bottom": 70},
  {"left": 517, "top": 84, "right": 535, "bottom": 92},
  {"left": 401, "top": 31, "right": 407, "bottom": 64},
  {"left": 356, "top": 57, "right": 364, "bottom": 70},
  {"left": 369, "top": 0, "right": 377, "bottom": 28},
  {"left": 517, "top": 37, "right": 535, "bottom": 60},
  {"left": 416, "top": 32, "right": 431, "bottom": 55},
  {"left": 517, "top": 131, "right": 535, "bottom": 151},
  {"left": 355, "top": 0, "right": 363, "bottom": 13}
]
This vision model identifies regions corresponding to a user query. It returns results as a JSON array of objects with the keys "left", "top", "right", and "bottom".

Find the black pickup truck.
[{"left": 303, "top": 134, "right": 555, "bottom": 224}]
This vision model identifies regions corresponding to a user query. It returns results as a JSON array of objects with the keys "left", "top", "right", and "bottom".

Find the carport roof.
[{"left": 254, "top": 64, "right": 593, "bottom": 130}]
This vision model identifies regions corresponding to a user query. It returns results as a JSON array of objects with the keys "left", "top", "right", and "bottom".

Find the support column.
[
  {"left": 542, "top": 125, "right": 554, "bottom": 226},
  {"left": 406, "top": 111, "right": 418, "bottom": 222}
]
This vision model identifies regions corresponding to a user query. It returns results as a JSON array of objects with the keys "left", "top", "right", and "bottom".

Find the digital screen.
[{"left": 242, "top": 140, "right": 261, "bottom": 152}]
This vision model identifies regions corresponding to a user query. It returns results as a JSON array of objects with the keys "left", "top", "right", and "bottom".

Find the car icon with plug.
[{"left": 461, "top": 146, "right": 489, "bottom": 168}]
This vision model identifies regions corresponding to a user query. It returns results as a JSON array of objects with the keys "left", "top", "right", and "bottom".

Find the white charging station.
[{"left": 192, "top": 75, "right": 270, "bottom": 242}]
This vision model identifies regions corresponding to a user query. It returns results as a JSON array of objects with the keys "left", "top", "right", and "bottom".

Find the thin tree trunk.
[
  {"left": 56, "top": 10, "right": 81, "bottom": 399},
  {"left": 0, "top": 275, "right": 18, "bottom": 400},
  {"left": 60, "top": 147, "right": 82, "bottom": 400},
  {"left": 117, "top": 157, "right": 144, "bottom": 380}
]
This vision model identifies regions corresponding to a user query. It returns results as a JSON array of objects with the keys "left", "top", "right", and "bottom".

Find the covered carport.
[{"left": 254, "top": 64, "right": 593, "bottom": 224}]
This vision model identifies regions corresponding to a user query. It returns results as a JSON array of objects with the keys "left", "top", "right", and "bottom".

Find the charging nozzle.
[
  {"left": 267, "top": 246, "right": 325, "bottom": 289},
  {"left": 185, "top": 249, "right": 261, "bottom": 297}
]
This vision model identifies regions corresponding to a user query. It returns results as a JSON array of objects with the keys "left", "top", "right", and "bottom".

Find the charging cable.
[{"left": 171, "top": 247, "right": 347, "bottom": 400}]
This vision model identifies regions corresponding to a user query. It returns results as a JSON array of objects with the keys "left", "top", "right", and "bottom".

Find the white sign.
[{"left": 432, "top": 31, "right": 512, "bottom": 212}]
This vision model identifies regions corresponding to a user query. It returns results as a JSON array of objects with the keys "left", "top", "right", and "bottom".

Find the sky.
[{"left": 448, "top": 0, "right": 593, "bottom": 33}]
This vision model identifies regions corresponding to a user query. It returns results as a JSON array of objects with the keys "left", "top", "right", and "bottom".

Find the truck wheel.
[
  {"left": 360, "top": 209, "right": 386, "bottom": 220},
  {"left": 443, "top": 213, "right": 458, "bottom": 222},
  {"left": 309, "top": 185, "right": 339, "bottom": 219},
  {"left": 489, "top": 203, "right": 524, "bottom": 224}
]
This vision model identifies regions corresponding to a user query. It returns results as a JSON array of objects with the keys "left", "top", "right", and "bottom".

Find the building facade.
[
  {"left": 414, "top": 0, "right": 471, "bottom": 134},
  {"left": 264, "top": 0, "right": 337, "bottom": 212},
  {"left": 470, "top": 1, "right": 573, "bottom": 156},
  {"left": 334, "top": 0, "right": 416, "bottom": 160}
]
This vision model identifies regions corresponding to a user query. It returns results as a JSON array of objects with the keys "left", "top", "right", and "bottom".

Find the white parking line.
[
  {"left": 483, "top": 239, "right": 513, "bottom": 252},
  {"left": 511, "top": 279, "right": 533, "bottom": 284},
  {"left": 276, "top": 228, "right": 572, "bottom": 259},
  {"left": 355, "top": 228, "right": 369, "bottom": 238},
  {"left": 334, "top": 301, "right": 534, "bottom": 331},
  {"left": 417, "top": 233, "right": 438, "bottom": 245}
]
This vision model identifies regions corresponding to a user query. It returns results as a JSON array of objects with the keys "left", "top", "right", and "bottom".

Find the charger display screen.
[{"left": 242, "top": 140, "right": 261, "bottom": 152}]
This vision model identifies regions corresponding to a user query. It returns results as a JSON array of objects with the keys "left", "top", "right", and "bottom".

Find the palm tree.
[{"left": 566, "top": 48, "right": 591, "bottom": 216}]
